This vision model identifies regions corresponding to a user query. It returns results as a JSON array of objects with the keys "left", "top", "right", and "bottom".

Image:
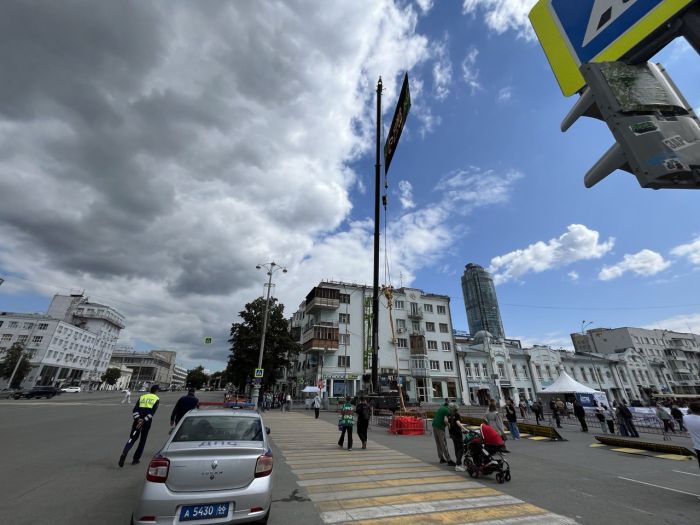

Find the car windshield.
[{"left": 173, "top": 416, "right": 263, "bottom": 442}]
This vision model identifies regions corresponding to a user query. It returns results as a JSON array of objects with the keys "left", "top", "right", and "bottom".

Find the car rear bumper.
[{"left": 132, "top": 475, "right": 273, "bottom": 524}]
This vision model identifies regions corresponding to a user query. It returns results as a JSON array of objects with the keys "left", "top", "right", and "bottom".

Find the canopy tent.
[
  {"left": 541, "top": 371, "right": 600, "bottom": 394},
  {"left": 301, "top": 386, "right": 320, "bottom": 393}
]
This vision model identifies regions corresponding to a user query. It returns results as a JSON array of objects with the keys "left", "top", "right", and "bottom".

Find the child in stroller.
[{"left": 462, "top": 423, "right": 511, "bottom": 483}]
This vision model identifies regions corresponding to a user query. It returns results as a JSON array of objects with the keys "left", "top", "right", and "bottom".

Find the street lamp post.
[{"left": 253, "top": 262, "right": 287, "bottom": 410}]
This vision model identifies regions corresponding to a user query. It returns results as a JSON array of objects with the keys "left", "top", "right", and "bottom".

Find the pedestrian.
[
  {"left": 595, "top": 405, "right": 607, "bottom": 433},
  {"left": 484, "top": 399, "right": 505, "bottom": 439},
  {"left": 619, "top": 402, "right": 639, "bottom": 437},
  {"left": 337, "top": 396, "right": 354, "bottom": 450},
  {"left": 518, "top": 400, "right": 526, "bottom": 419},
  {"left": 121, "top": 388, "right": 131, "bottom": 405},
  {"left": 432, "top": 401, "right": 454, "bottom": 465},
  {"left": 682, "top": 402, "right": 700, "bottom": 470},
  {"left": 505, "top": 400, "right": 520, "bottom": 439},
  {"left": 671, "top": 405, "right": 686, "bottom": 432},
  {"left": 533, "top": 400, "right": 544, "bottom": 425},
  {"left": 555, "top": 398, "right": 566, "bottom": 417},
  {"left": 565, "top": 400, "right": 574, "bottom": 418},
  {"left": 355, "top": 395, "right": 370, "bottom": 449},
  {"left": 170, "top": 387, "right": 200, "bottom": 433},
  {"left": 285, "top": 393, "right": 292, "bottom": 412},
  {"left": 655, "top": 404, "right": 675, "bottom": 434},
  {"left": 573, "top": 400, "right": 588, "bottom": 432},
  {"left": 447, "top": 403, "right": 468, "bottom": 471},
  {"left": 311, "top": 393, "right": 321, "bottom": 419},
  {"left": 527, "top": 399, "right": 533, "bottom": 414},
  {"left": 118, "top": 385, "right": 160, "bottom": 467},
  {"left": 278, "top": 392, "right": 285, "bottom": 410},
  {"left": 550, "top": 400, "right": 562, "bottom": 428},
  {"left": 603, "top": 405, "right": 615, "bottom": 433}
]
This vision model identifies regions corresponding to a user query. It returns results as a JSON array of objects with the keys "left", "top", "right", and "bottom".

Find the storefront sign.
[{"left": 323, "top": 374, "right": 358, "bottom": 380}]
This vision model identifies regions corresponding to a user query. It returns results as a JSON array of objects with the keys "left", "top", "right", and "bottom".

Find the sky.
[{"left": 1, "top": 0, "right": 699, "bottom": 372}]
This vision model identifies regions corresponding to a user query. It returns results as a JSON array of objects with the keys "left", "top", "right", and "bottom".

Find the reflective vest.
[{"left": 139, "top": 393, "right": 159, "bottom": 409}]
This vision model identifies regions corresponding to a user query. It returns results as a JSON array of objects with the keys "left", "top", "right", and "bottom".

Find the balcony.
[
  {"left": 302, "top": 339, "right": 338, "bottom": 352},
  {"left": 302, "top": 322, "right": 339, "bottom": 352},
  {"left": 409, "top": 334, "right": 426, "bottom": 356},
  {"left": 411, "top": 368, "right": 429, "bottom": 378},
  {"left": 305, "top": 287, "right": 340, "bottom": 312},
  {"left": 407, "top": 307, "right": 423, "bottom": 320}
]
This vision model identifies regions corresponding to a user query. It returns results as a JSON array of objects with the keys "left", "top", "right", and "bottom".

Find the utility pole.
[{"left": 371, "top": 77, "right": 382, "bottom": 394}]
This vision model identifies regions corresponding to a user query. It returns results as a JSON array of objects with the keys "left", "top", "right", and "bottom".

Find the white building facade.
[
  {"left": 289, "top": 281, "right": 462, "bottom": 403},
  {"left": 0, "top": 294, "right": 125, "bottom": 389}
]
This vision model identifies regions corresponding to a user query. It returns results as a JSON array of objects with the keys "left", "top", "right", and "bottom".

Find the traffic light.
[{"left": 562, "top": 61, "right": 700, "bottom": 189}]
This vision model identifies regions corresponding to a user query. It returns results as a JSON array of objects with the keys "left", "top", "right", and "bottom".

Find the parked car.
[
  {"left": 14, "top": 386, "right": 61, "bottom": 399},
  {"left": 131, "top": 409, "right": 273, "bottom": 524},
  {"left": 0, "top": 388, "right": 21, "bottom": 399},
  {"left": 60, "top": 386, "right": 82, "bottom": 393}
]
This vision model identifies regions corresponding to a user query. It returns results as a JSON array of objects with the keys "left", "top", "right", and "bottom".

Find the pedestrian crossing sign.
[
  {"left": 204, "top": 337, "right": 213, "bottom": 345},
  {"left": 254, "top": 368, "right": 264, "bottom": 378},
  {"left": 529, "top": 0, "right": 694, "bottom": 96}
]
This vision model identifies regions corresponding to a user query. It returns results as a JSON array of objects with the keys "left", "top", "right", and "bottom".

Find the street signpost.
[
  {"left": 384, "top": 73, "right": 412, "bottom": 174},
  {"left": 204, "top": 337, "right": 213, "bottom": 344},
  {"left": 530, "top": 0, "right": 696, "bottom": 96},
  {"left": 254, "top": 368, "right": 264, "bottom": 379}
]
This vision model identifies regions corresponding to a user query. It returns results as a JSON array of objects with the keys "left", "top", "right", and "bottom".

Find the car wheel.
[{"left": 257, "top": 510, "right": 270, "bottom": 524}]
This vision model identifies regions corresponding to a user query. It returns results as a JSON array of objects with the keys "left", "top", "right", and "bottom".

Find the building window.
[
  {"left": 38, "top": 323, "right": 49, "bottom": 330},
  {"left": 437, "top": 305, "right": 446, "bottom": 315},
  {"left": 396, "top": 319, "right": 406, "bottom": 330},
  {"left": 339, "top": 333, "right": 350, "bottom": 346},
  {"left": 426, "top": 322, "right": 435, "bottom": 332},
  {"left": 429, "top": 360, "right": 440, "bottom": 371},
  {"left": 444, "top": 361, "right": 454, "bottom": 371},
  {"left": 339, "top": 313, "right": 350, "bottom": 324},
  {"left": 17, "top": 335, "right": 28, "bottom": 343},
  {"left": 427, "top": 340, "right": 438, "bottom": 350},
  {"left": 411, "top": 321, "right": 420, "bottom": 332},
  {"left": 395, "top": 300, "right": 404, "bottom": 309},
  {"left": 338, "top": 355, "right": 350, "bottom": 367},
  {"left": 482, "top": 363, "right": 488, "bottom": 377},
  {"left": 545, "top": 365, "right": 552, "bottom": 380},
  {"left": 580, "top": 367, "right": 588, "bottom": 382},
  {"left": 439, "top": 323, "right": 449, "bottom": 333},
  {"left": 23, "top": 322, "right": 34, "bottom": 329},
  {"left": 424, "top": 304, "right": 433, "bottom": 313},
  {"left": 0, "top": 321, "right": 3, "bottom": 327},
  {"left": 396, "top": 338, "right": 408, "bottom": 348},
  {"left": 441, "top": 341, "right": 451, "bottom": 351},
  {"left": 9, "top": 322, "right": 18, "bottom": 328},
  {"left": 522, "top": 365, "right": 529, "bottom": 379},
  {"left": 473, "top": 363, "right": 481, "bottom": 378},
  {"left": 32, "top": 336, "right": 43, "bottom": 344},
  {"left": 535, "top": 365, "right": 542, "bottom": 379},
  {"left": 465, "top": 362, "right": 473, "bottom": 378},
  {"left": 512, "top": 364, "right": 519, "bottom": 379},
  {"left": 497, "top": 363, "right": 505, "bottom": 377},
  {"left": 339, "top": 293, "right": 350, "bottom": 304}
]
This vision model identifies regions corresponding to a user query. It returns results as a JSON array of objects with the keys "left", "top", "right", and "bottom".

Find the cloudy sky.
[{"left": 1, "top": 1, "right": 699, "bottom": 371}]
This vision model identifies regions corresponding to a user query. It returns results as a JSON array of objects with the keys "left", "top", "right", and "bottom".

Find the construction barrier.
[
  {"left": 594, "top": 435, "right": 697, "bottom": 457},
  {"left": 389, "top": 415, "right": 425, "bottom": 435}
]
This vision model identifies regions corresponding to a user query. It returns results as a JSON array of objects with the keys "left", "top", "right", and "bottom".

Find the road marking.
[
  {"left": 298, "top": 468, "right": 445, "bottom": 486},
  {"left": 308, "top": 481, "right": 484, "bottom": 502},
  {"left": 673, "top": 469, "right": 700, "bottom": 477},
  {"left": 654, "top": 454, "right": 693, "bottom": 461},
  {"left": 618, "top": 477, "right": 700, "bottom": 498},
  {"left": 528, "top": 436, "right": 548, "bottom": 441},
  {"left": 305, "top": 474, "right": 458, "bottom": 493},
  {"left": 292, "top": 462, "right": 425, "bottom": 475},
  {"left": 589, "top": 443, "right": 606, "bottom": 448},
  {"left": 611, "top": 447, "right": 647, "bottom": 455},
  {"left": 296, "top": 465, "right": 441, "bottom": 480},
  {"left": 349, "top": 503, "right": 548, "bottom": 525}
]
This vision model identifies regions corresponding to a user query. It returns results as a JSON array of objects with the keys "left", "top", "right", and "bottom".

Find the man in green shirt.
[
  {"left": 338, "top": 397, "right": 354, "bottom": 450},
  {"left": 432, "top": 401, "right": 454, "bottom": 465}
]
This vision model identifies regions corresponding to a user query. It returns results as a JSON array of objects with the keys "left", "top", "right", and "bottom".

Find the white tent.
[
  {"left": 301, "top": 386, "right": 320, "bottom": 393},
  {"left": 541, "top": 371, "right": 600, "bottom": 394}
]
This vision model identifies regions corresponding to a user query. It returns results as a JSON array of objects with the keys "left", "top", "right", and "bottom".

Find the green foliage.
[
  {"left": 0, "top": 343, "right": 32, "bottom": 388},
  {"left": 100, "top": 367, "right": 121, "bottom": 385},
  {"left": 226, "top": 297, "right": 300, "bottom": 390},
  {"left": 187, "top": 365, "right": 209, "bottom": 389}
]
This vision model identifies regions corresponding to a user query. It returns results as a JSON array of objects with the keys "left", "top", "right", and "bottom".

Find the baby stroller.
[{"left": 462, "top": 423, "right": 511, "bottom": 483}]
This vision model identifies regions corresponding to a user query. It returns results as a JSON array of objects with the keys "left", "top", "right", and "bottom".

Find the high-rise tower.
[{"left": 461, "top": 263, "right": 505, "bottom": 340}]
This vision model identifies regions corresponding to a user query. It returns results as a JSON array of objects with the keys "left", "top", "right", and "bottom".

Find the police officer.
[
  {"left": 170, "top": 387, "right": 200, "bottom": 432},
  {"left": 119, "top": 385, "right": 160, "bottom": 467}
]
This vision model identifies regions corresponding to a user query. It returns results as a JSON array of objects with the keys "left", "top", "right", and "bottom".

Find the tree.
[
  {"left": 187, "top": 366, "right": 209, "bottom": 389},
  {"left": 0, "top": 343, "right": 32, "bottom": 388},
  {"left": 209, "top": 370, "right": 224, "bottom": 389},
  {"left": 100, "top": 367, "right": 121, "bottom": 386},
  {"left": 226, "top": 296, "right": 300, "bottom": 391}
]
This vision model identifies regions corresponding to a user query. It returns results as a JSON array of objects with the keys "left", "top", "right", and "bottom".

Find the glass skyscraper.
[{"left": 461, "top": 263, "right": 505, "bottom": 340}]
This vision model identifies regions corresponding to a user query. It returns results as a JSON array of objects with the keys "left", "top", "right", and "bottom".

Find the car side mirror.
[{"left": 265, "top": 426, "right": 271, "bottom": 435}]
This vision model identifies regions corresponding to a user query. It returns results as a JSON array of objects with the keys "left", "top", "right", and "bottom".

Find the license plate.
[{"left": 179, "top": 502, "right": 230, "bottom": 521}]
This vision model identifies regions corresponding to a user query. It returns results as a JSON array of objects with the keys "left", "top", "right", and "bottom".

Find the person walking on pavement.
[
  {"left": 355, "top": 395, "right": 370, "bottom": 449},
  {"left": 550, "top": 400, "right": 562, "bottom": 428},
  {"left": 595, "top": 405, "right": 607, "bottom": 433},
  {"left": 505, "top": 399, "right": 520, "bottom": 439},
  {"left": 533, "top": 400, "right": 544, "bottom": 425},
  {"left": 119, "top": 385, "right": 160, "bottom": 467},
  {"left": 619, "top": 402, "right": 639, "bottom": 437},
  {"left": 603, "top": 405, "right": 615, "bottom": 434},
  {"left": 484, "top": 399, "right": 505, "bottom": 439},
  {"left": 285, "top": 393, "right": 292, "bottom": 412},
  {"left": 682, "top": 402, "right": 700, "bottom": 470},
  {"left": 573, "top": 400, "right": 588, "bottom": 432},
  {"left": 337, "top": 397, "right": 354, "bottom": 450},
  {"left": 518, "top": 401, "right": 527, "bottom": 419},
  {"left": 121, "top": 388, "right": 131, "bottom": 405},
  {"left": 311, "top": 393, "right": 321, "bottom": 419},
  {"left": 447, "top": 403, "right": 468, "bottom": 471},
  {"left": 656, "top": 403, "right": 675, "bottom": 434},
  {"left": 671, "top": 405, "right": 686, "bottom": 432},
  {"left": 432, "top": 401, "right": 454, "bottom": 466},
  {"left": 170, "top": 388, "right": 200, "bottom": 433}
]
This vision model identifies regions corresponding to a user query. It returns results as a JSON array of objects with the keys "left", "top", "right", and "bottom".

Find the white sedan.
[{"left": 61, "top": 386, "right": 81, "bottom": 393}]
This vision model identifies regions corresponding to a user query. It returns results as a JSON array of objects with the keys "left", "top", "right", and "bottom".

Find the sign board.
[
  {"left": 254, "top": 368, "right": 264, "bottom": 378},
  {"left": 204, "top": 337, "right": 213, "bottom": 345},
  {"left": 383, "top": 73, "right": 411, "bottom": 174},
  {"left": 529, "top": 0, "right": 695, "bottom": 96}
]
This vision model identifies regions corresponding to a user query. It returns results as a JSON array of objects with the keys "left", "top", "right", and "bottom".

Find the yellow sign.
[{"left": 529, "top": 0, "right": 695, "bottom": 96}]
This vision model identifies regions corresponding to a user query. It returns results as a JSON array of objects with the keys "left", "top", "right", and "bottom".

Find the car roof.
[{"left": 183, "top": 409, "right": 260, "bottom": 418}]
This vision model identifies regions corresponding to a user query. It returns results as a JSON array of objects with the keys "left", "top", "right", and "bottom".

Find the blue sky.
[{"left": 1, "top": 1, "right": 699, "bottom": 370}]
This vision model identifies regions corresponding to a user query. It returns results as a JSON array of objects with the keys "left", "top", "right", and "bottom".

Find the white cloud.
[
  {"left": 397, "top": 180, "right": 415, "bottom": 209},
  {"left": 645, "top": 313, "right": 700, "bottom": 334},
  {"left": 568, "top": 271, "right": 579, "bottom": 281},
  {"left": 416, "top": 0, "right": 434, "bottom": 15},
  {"left": 671, "top": 236, "right": 700, "bottom": 265},
  {"left": 489, "top": 224, "right": 615, "bottom": 285},
  {"left": 462, "top": 0, "right": 537, "bottom": 40},
  {"left": 432, "top": 37, "right": 453, "bottom": 100},
  {"left": 497, "top": 86, "right": 512, "bottom": 102},
  {"left": 461, "top": 47, "right": 481, "bottom": 93},
  {"left": 598, "top": 249, "right": 672, "bottom": 281}
]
